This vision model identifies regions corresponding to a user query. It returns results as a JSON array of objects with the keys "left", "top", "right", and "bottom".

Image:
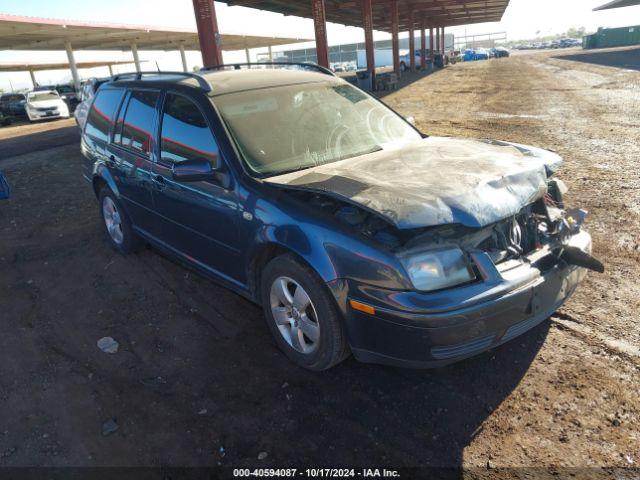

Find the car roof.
[{"left": 108, "top": 68, "right": 341, "bottom": 97}]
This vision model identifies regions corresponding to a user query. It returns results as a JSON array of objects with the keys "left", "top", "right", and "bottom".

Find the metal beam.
[
  {"left": 420, "top": 18, "right": 426, "bottom": 70},
  {"left": 64, "top": 41, "right": 81, "bottom": 91},
  {"left": 408, "top": 7, "right": 416, "bottom": 72},
  {"left": 361, "top": 0, "right": 376, "bottom": 88},
  {"left": 192, "top": 0, "right": 223, "bottom": 68},
  {"left": 29, "top": 69, "right": 36, "bottom": 88},
  {"left": 312, "top": 0, "right": 330, "bottom": 67},
  {"left": 429, "top": 27, "right": 434, "bottom": 60},
  {"left": 179, "top": 44, "right": 188, "bottom": 72},
  {"left": 391, "top": 0, "right": 400, "bottom": 76},
  {"left": 131, "top": 42, "right": 141, "bottom": 72}
]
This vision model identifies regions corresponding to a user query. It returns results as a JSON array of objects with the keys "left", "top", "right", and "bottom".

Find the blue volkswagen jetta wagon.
[{"left": 81, "top": 65, "right": 602, "bottom": 370}]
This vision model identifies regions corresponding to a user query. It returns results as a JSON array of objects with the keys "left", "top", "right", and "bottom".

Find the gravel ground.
[{"left": 0, "top": 48, "right": 638, "bottom": 471}]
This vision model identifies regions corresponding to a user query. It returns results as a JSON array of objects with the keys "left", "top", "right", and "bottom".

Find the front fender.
[{"left": 247, "top": 221, "right": 412, "bottom": 291}]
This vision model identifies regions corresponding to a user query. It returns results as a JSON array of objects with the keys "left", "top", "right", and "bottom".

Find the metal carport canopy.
[
  {"left": 218, "top": 0, "right": 510, "bottom": 30},
  {"left": 0, "top": 60, "right": 133, "bottom": 72},
  {"left": 593, "top": 0, "right": 640, "bottom": 10},
  {"left": 0, "top": 13, "right": 309, "bottom": 51}
]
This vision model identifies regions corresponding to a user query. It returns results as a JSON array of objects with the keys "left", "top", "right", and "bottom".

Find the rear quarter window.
[{"left": 85, "top": 88, "right": 125, "bottom": 142}]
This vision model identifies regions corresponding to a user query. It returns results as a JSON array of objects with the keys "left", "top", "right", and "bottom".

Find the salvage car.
[
  {"left": 25, "top": 90, "right": 70, "bottom": 122},
  {"left": 80, "top": 66, "right": 602, "bottom": 370}
]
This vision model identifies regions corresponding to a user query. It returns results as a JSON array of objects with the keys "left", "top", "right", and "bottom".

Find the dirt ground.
[{"left": 0, "top": 48, "right": 638, "bottom": 472}]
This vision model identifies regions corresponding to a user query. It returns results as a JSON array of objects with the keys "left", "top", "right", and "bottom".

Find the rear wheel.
[
  {"left": 261, "top": 254, "right": 350, "bottom": 370},
  {"left": 98, "top": 188, "right": 143, "bottom": 254}
]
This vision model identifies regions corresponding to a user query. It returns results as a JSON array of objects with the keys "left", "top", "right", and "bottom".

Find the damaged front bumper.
[{"left": 330, "top": 230, "right": 593, "bottom": 368}]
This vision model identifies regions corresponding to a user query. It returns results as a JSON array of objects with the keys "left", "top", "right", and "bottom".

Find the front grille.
[
  {"left": 431, "top": 333, "right": 495, "bottom": 360},
  {"left": 36, "top": 107, "right": 57, "bottom": 112}
]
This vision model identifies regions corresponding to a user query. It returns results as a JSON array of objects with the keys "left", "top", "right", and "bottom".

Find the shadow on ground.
[
  {"left": 0, "top": 122, "right": 79, "bottom": 158},
  {"left": 0, "top": 139, "right": 549, "bottom": 469},
  {"left": 341, "top": 67, "right": 447, "bottom": 99},
  {"left": 553, "top": 47, "right": 640, "bottom": 70}
]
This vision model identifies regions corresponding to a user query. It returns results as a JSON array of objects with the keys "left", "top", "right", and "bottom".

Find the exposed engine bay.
[{"left": 284, "top": 177, "right": 604, "bottom": 274}]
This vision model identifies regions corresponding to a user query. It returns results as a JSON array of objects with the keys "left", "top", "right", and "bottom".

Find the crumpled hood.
[{"left": 265, "top": 136, "right": 563, "bottom": 229}]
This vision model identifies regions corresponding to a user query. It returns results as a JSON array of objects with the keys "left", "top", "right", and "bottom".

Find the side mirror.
[
  {"left": 406, "top": 116, "right": 416, "bottom": 126},
  {"left": 171, "top": 158, "right": 231, "bottom": 188}
]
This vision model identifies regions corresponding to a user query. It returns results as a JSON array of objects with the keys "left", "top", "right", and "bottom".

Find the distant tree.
[
  {"left": 192, "top": 65, "right": 201, "bottom": 72},
  {"left": 566, "top": 27, "right": 586, "bottom": 38}
]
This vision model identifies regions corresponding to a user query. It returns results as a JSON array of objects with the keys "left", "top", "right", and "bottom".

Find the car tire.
[
  {"left": 261, "top": 254, "right": 350, "bottom": 371},
  {"left": 98, "top": 188, "right": 143, "bottom": 254}
]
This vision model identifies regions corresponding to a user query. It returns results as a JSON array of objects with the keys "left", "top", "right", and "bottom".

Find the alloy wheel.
[
  {"left": 102, "top": 196, "right": 124, "bottom": 245},
  {"left": 269, "top": 276, "right": 320, "bottom": 354}
]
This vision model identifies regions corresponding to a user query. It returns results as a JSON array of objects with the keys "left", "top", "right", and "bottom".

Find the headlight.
[{"left": 400, "top": 247, "right": 475, "bottom": 292}]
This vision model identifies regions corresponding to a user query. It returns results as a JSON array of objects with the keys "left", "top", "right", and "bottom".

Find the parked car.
[
  {"left": 81, "top": 66, "right": 601, "bottom": 370},
  {"left": 56, "top": 84, "right": 80, "bottom": 111},
  {"left": 0, "top": 93, "right": 27, "bottom": 117},
  {"left": 0, "top": 111, "right": 13, "bottom": 126},
  {"left": 463, "top": 49, "right": 489, "bottom": 61},
  {"left": 399, "top": 50, "right": 430, "bottom": 71},
  {"left": 491, "top": 47, "right": 510, "bottom": 58},
  {"left": 25, "top": 90, "right": 70, "bottom": 122},
  {"left": 75, "top": 77, "right": 111, "bottom": 130}
]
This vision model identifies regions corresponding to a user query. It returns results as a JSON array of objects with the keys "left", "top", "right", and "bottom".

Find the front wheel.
[{"left": 261, "top": 254, "right": 350, "bottom": 371}]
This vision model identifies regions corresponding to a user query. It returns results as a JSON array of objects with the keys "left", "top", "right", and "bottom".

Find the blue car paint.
[{"left": 0, "top": 172, "right": 9, "bottom": 199}]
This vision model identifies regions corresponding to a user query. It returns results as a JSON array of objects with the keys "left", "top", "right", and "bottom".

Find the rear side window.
[
  {"left": 160, "top": 93, "right": 219, "bottom": 166},
  {"left": 114, "top": 90, "right": 160, "bottom": 157},
  {"left": 85, "top": 88, "right": 124, "bottom": 142}
]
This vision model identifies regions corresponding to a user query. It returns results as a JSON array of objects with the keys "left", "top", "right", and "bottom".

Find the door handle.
[{"left": 152, "top": 174, "right": 167, "bottom": 191}]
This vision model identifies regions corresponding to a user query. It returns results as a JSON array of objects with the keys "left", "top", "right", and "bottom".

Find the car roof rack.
[
  {"left": 199, "top": 62, "right": 336, "bottom": 77},
  {"left": 110, "top": 71, "right": 213, "bottom": 93}
]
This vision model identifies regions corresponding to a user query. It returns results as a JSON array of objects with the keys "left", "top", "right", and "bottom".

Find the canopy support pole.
[
  {"left": 64, "top": 41, "right": 81, "bottom": 92},
  {"left": 391, "top": 0, "right": 400, "bottom": 76},
  {"left": 192, "top": 0, "right": 223, "bottom": 68},
  {"left": 131, "top": 43, "right": 141, "bottom": 72},
  {"left": 361, "top": 0, "right": 375, "bottom": 89},
  {"left": 180, "top": 44, "right": 188, "bottom": 72},
  {"left": 311, "top": 0, "right": 330, "bottom": 68},
  {"left": 409, "top": 8, "right": 416, "bottom": 72},
  {"left": 430, "top": 27, "right": 434, "bottom": 59},
  {"left": 420, "top": 18, "right": 427, "bottom": 71}
]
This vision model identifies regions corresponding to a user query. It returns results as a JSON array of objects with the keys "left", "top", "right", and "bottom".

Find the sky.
[{"left": 0, "top": 0, "right": 638, "bottom": 90}]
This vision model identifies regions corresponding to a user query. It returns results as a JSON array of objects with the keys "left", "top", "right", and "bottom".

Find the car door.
[
  {"left": 82, "top": 87, "right": 125, "bottom": 182},
  {"left": 150, "top": 91, "right": 242, "bottom": 283},
  {"left": 106, "top": 89, "right": 160, "bottom": 234}
]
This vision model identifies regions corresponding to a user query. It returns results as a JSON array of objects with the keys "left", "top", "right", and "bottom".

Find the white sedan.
[{"left": 25, "top": 90, "right": 70, "bottom": 122}]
